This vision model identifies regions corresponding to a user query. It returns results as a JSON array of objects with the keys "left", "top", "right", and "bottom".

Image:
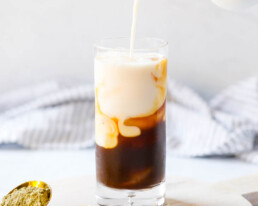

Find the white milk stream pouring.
[{"left": 130, "top": 0, "right": 140, "bottom": 58}]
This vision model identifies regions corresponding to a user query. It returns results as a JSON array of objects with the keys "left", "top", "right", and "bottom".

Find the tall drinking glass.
[{"left": 94, "top": 37, "right": 168, "bottom": 206}]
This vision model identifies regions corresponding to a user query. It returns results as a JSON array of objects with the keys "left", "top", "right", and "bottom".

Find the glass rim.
[{"left": 94, "top": 37, "right": 168, "bottom": 52}]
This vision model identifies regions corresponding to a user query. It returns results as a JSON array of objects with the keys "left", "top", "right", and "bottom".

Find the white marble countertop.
[{"left": 0, "top": 149, "right": 257, "bottom": 197}]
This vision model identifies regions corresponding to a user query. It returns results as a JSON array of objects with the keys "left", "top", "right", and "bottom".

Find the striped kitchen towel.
[
  {"left": 0, "top": 77, "right": 258, "bottom": 163},
  {"left": 166, "top": 77, "right": 258, "bottom": 163},
  {"left": 0, "top": 81, "right": 95, "bottom": 149}
]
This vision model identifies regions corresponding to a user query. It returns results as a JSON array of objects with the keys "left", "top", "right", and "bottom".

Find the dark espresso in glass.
[
  {"left": 95, "top": 55, "right": 167, "bottom": 190},
  {"left": 96, "top": 103, "right": 166, "bottom": 189},
  {"left": 95, "top": 38, "right": 168, "bottom": 206}
]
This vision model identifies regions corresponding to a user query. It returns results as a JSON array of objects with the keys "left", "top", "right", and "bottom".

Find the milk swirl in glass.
[{"left": 95, "top": 1, "right": 168, "bottom": 205}]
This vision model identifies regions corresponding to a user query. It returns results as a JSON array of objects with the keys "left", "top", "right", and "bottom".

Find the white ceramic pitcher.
[{"left": 212, "top": 0, "right": 258, "bottom": 9}]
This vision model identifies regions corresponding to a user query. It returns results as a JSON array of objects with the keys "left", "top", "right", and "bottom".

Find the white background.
[
  {"left": 0, "top": 0, "right": 258, "bottom": 196},
  {"left": 0, "top": 0, "right": 258, "bottom": 98}
]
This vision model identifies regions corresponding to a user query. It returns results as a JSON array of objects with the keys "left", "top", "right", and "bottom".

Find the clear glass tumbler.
[{"left": 94, "top": 37, "right": 168, "bottom": 206}]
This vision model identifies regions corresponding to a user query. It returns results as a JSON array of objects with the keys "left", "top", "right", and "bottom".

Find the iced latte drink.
[{"left": 95, "top": 38, "right": 167, "bottom": 206}]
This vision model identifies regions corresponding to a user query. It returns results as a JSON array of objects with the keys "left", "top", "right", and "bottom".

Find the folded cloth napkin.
[
  {"left": 0, "top": 81, "right": 95, "bottom": 149},
  {"left": 166, "top": 77, "right": 258, "bottom": 164},
  {"left": 0, "top": 77, "right": 258, "bottom": 163}
]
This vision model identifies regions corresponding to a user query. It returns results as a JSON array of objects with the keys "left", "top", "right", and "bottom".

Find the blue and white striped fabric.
[
  {"left": 0, "top": 77, "right": 258, "bottom": 163},
  {"left": 0, "top": 81, "right": 95, "bottom": 149},
  {"left": 167, "top": 77, "right": 258, "bottom": 164}
]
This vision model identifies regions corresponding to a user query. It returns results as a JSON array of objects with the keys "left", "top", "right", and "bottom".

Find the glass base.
[{"left": 96, "top": 181, "right": 165, "bottom": 206}]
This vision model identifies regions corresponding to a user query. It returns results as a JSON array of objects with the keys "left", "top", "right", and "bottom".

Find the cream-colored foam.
[{"left": 95, "top": 53, "right": 167, "bottom": 148}]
